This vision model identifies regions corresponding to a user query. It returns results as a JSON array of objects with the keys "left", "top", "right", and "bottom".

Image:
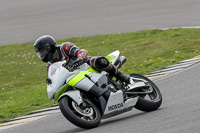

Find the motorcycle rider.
[{"left": 33, "top": 35, "right": 130, "bottom": 84}]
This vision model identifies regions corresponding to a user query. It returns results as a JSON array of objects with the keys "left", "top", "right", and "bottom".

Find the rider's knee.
[{"left": 95, "top": 57, "right": 110, "bottom": 70}]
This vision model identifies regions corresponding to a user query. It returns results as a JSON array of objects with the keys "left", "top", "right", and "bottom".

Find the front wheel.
[
  {"left": 59, "top": 96, "right": 101, "bottom": 129},
  {"left": 128, "top": 73, "right": 162, "bottom": 112}
]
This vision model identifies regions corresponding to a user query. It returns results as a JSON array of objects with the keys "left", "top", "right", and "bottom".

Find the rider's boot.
[
  {"left": 114, "top": 70, "right": 130, "bottom": 84},
  {"left": 110, "top": 66, "right": 130, "bottom": 84}
]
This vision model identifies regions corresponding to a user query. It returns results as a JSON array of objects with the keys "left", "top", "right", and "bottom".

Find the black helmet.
[{"left": 34, "top": 35, "right": 56, "bottom": 62}]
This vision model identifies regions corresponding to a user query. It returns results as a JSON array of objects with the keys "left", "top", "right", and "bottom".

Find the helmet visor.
[{"left": 36, "top": 48, "right": 49, "bottom": 60}]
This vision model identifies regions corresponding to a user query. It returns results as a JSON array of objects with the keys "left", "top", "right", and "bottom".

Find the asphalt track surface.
[
  {"left": 1, "top": 0, "right": 200, "bottom": 45},
  {"left": 1, "top": 0, "right": 200, "bottom": 133},
  {"left": 2, "top": 61, "right": 200, "bottom": 133}
]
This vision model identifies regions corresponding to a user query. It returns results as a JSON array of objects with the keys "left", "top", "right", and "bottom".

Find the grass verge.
[{"left": 0, "top": 28, "right": 200, "bottom": 123}]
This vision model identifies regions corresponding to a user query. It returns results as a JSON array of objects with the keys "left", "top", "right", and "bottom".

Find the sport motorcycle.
[{"left": 46, "top": 50, "right": 162, "bottom": 129}]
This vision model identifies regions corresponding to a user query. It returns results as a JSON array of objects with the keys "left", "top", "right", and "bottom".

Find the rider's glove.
[{"left": 68, "top": 57, "right": 84, "bottom": 69}]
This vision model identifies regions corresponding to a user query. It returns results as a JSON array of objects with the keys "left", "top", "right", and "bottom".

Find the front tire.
[
  {"left": 128, "top": 73, "right": 162, "bottom": 112},
  {"left": 59, "top": 96, "right": 101, "bottom": 129}
]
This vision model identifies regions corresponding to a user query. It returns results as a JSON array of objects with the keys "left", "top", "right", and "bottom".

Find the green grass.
[{"left": 1, "top": 28, "right": 200, "bottom": 123}]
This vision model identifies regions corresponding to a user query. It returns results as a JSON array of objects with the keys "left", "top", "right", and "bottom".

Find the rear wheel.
[
  {"left": 128, "top": 73, "right": 162, "bottom": 112},
  {"left": 59, "top": 96, "right": 101, "bottom": 129}
]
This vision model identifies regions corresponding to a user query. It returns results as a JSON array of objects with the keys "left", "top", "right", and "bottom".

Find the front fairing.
[
  {"left": 47, "top": 61, "right": 71, "bottom": 100},
  {"left": 47, "top": 62, "right": 92, "bottom": 100}
]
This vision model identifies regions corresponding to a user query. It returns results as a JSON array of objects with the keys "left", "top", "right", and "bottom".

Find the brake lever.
[
  {"left": 64, "top": 65, "right": 74, "bottom": 72},
  {"left": 68, "top": 67, "right": 75, "bottom": 72},
  {"left": 65, "top": 64, "right": 80, "bottom": 72}
]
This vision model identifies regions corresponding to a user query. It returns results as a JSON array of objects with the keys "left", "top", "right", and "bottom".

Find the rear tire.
[
  {"left": 59, "top": 96, "right": 101, "bottom": 129},
  {"left": 128, "top": 73, "right": 162, "bottom": 112}
]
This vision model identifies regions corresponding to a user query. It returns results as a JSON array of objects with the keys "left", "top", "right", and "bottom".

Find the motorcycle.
[{"left": 46, "top": 50, "right": 162, "bottom": 129}]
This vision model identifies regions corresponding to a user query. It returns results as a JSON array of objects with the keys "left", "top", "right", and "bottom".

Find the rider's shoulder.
[{"left": 61, "top": 42, "right": 75, "bottom": 47}]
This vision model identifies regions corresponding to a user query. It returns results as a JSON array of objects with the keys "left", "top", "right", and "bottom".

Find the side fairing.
[
  {"left": 104, "top": 91, "right": 124, "bottom": 114},
  {"left": 102, "top": 91, "right": 139, "bottom": 119},
  {"left": 74, "top": 72, "right": 107, "bottom": 92}
]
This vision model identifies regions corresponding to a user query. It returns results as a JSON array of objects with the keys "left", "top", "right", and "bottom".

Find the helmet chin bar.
[{"left": 42, "top": 50, "right": 54, "bottom": 62}]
